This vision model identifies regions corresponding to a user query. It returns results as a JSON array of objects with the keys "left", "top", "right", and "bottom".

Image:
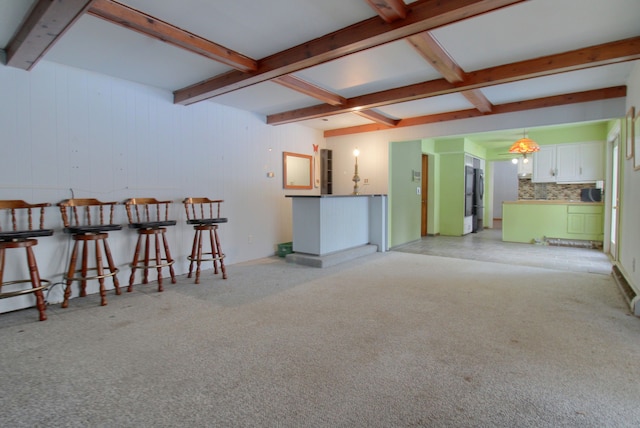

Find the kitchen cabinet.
[
  {"left": 532, "top": 142, "right": 604, "bottom": 183},
  {"left": 567, "top": 205, "right": 603, "bottom": 237},
  {"left": 517, "top": 158, "right": 533, "bottom": 177},
  {"left": 532, "top": 146, "right": 556, "bottom": 182},
  {"left": 502, "top": 200, "right": 604, "bottom": 243},
  {"left": 574, "top": 141, "right": 604, "bottom": 182}
]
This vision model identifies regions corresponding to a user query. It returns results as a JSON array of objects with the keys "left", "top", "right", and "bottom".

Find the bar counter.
[{"left": 285, "top": 194, "right": 388, "bottom": 256}]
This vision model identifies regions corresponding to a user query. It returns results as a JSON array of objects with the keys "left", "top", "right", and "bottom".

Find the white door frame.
[{"left": 605, "top": 122, "right": 621, "bottom": 260}]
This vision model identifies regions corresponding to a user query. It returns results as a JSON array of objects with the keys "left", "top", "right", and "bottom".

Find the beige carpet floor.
[{"left": 1, "top": 252, "right": 639, "bottom": 427}]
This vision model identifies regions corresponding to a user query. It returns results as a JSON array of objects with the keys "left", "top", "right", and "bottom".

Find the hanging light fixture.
[{"left": 508, "top": 130, "right": 540, "bottom": 155}]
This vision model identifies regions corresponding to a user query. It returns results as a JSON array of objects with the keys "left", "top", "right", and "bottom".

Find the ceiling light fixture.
[{"left": 508, "top": 130, "right": 540, "bottom": 155}]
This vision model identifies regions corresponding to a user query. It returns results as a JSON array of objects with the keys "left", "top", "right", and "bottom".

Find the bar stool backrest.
[
  {"left": 183, "top": 197, "right": 224, "bottom": 222},
  {"left": 58, "top": 198, "right": 119, "bottom": 229},
  {"left": 0, "top": 200, "right": 53, "bottom": 240},
  {"left": 124, "top": 198, "right": 175, "bottom": 229}
]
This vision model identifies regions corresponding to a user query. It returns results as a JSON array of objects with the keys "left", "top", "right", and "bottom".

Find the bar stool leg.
[
  {"left": 94, "top": 239, "right": 107, "bottom": 306},
  {"left": 188, "top": 230, "right": 199, "bottom": 279},
  {"left": 208, "top": 228, "right": 218, "bottom": 275},
  {"left": 80, "top": 239, "right": 89, "bottom": 297},
  {"left": 62, "top": 240, "right": 80, "bottom": 309},
  {"left": 25, "top": 245, "right": 47, "bottom": 321},
  {"left": 194, "top": 229, "right": 205, "bottom": 284},
  {"left": 162, "top": 229, "right": 177, "bottom": 284},
  {"left": 213, "top": 226, "right": 227, "bottom": 279},
  {"left": 143, "top": 233, "right": 151, "bottom": 284},
  {"left": 102, "top": 237, "right": 121, "bottom": 295},
  {"left": 128, "top": 234, "right": 142, "bottom": 292},
  {"left": 155, "top": 231, "right": 163, "bottom": 292}
]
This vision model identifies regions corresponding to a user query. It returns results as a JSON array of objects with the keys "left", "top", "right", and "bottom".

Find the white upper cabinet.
[
  {"left": 556, "top": 144, "right": 581, "bottom": 182},
  {"left": 532, "top": 146, "right": 556, "bottom": 182},
  {"left": 517, "top": 158, "right": 533, "bottom": 177},
  {"left": 576, "top": 141, "right": 604, "bottom": 182},
  {"left": 533, "top": 142, "right": 604, "bottom": 183}
]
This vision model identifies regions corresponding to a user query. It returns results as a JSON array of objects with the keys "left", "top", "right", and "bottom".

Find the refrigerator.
[{"left": 472, "top": 167, "right": 484, "bottom": 232}]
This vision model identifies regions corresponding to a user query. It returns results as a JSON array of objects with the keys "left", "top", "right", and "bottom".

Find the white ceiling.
[{"left": 1, "top": 0, "right": 639, "bottom": 143}]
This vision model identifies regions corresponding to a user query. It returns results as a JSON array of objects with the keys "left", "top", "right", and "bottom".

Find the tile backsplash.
[{"left": 518, "top": 179, "right": 586, "bottom": 200}]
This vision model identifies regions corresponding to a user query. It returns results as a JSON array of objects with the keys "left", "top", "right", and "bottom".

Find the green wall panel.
[
  {"left": 439, "top": 153, "right": 465, "bottom": 236},
  {"left": 389, "top": 140, "right": 422, "bottom": 247}
]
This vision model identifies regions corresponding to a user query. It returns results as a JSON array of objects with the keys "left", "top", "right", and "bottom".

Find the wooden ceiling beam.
[
  {"left": 354, "top": 109, "right": 400, "bottom": 127},
  {"left": 407, "top": 32, "right": 464, "bottom": 82},
  {"left": 272, "top": 75, "right": 346, "bottom": 106},
  {"left": 462, "top": 90, "right": 493, "bottom": 113},
  {"left": 273, "top": 75, "right": 398, "bottom": 126},
  {"left": 174, "top": 0, "right": 526, "bottom": 105},
  {"left": 6, "top": 0, "right": 96, "bottom": 70},
  {"left": 87, "top": 0, "right": 257, "bottom": 72},
  {"left": 407, "top": 31, "right": 493, "bottom": 113},
  {"left": 267, "top": 37, "right": 640, "bottom": 125},
  {"left": 364, "top": 0, "right": 408, "bottom": 23},
  {"left": 323, "top": 86, "right": 626, "bottom": 137}
]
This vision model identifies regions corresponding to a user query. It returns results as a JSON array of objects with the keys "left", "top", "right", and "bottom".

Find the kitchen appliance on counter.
[{"left": 580, "top": 187, "right": 602, "bottom": 202}]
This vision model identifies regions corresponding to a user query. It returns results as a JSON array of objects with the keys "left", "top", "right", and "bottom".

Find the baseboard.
[{"left": 612, "top": 264, "right": 640, "bottom": 316}]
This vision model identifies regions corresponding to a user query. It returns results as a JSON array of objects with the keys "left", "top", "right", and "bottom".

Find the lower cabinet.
[
  {"left": 567, "top": 205, "right": 603, "bottom": 237},
  {"left": 503, "top": 202, "right": 603, "bottom": 243}
]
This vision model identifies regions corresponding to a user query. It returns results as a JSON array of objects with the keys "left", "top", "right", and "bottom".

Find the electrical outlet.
[
  {"left": 248, "top": 235, "right": 253, "bottom": 244},
  {"left": 364, "top": 178, "right": 369, "bottom": 184}
]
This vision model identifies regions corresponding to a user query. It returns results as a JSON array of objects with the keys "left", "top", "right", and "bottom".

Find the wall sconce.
[{"left": 352, "top": 148, "right": 360, "bottom": 195}]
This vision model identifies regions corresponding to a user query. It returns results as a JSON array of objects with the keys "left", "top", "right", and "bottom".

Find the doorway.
[
  {"left": 609, "top": 129, "right": 621, "bottom": 260},
  {"left": 421, "top": 154, "right": 429, "bottom": 236}
]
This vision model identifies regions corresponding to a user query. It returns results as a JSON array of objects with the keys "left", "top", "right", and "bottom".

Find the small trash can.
[{"left": 276, "top": 242, "right": 293, "bottom": 257}]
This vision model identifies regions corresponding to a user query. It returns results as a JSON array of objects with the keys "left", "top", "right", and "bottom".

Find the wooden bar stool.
[
  {"left": 0, "top": 201, "right": 54, "bottom": 321},
  {"left": 183, "top": 198, "right": 227, "bottom": 284},
  {"left": 124, "top": 198, "right": 176, "bottom": 292},
  {"left": 58, "top": 199, "right": 122, "bottom": 308}
]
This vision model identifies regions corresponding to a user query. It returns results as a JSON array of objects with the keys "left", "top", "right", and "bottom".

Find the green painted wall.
[
  {"left": 422, "top": 139, "right": 440, "bottom": 235},
  {"left": 529, "top": 122, "right": 608, "bottom": 145},
  {"left": 389, "top": 140, "right": 422, "bottom": 247},
  {"left": 439, "top": 152, "right": 465, "bottom": 235},
  {"left": 464, "top": 138, "right": 487, "bottom": 159}
]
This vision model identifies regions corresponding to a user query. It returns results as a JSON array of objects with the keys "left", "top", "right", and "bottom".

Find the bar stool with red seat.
[
  {"left": 58, "top": 198, "right": 122, "bottom": 308},
  {"left": 0, "top": 200, "right": 54, "bottom": 321},
  {"left": 124, "top": 198, "right": 176, "bottom": 292},
  {"left": 182, "top": 197, "right": 227, "bottom": 284}
]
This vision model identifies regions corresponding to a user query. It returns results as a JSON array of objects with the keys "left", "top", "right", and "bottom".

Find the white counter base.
[{"left": 287, "top": 195, "right": 387, "bottom": 257}]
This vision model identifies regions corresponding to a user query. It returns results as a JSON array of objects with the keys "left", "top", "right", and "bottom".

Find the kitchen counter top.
[
  {"left": 504, "top": 200, "right": 603, "bottom": 205},
  {"left": 285, "top": 194, "right": 387, "bottom": 198}
]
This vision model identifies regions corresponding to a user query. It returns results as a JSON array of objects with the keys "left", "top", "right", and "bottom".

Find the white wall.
[
  {"left": 620, "top": 60, "right": 640, "bottom": 300},
  {"left": 0, "top": 61, "right": 323, "bottom": 313},
  {"left": 492, "top": 161, "right": 519, "bottom": 218}
]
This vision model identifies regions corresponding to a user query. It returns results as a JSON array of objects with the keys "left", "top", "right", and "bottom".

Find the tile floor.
[{"left": 393, "top": 221, "right": 612, "bottom": 275}]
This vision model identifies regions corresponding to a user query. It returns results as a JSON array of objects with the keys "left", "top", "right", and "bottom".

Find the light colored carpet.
[{"left": 1, "top": 252, "right": 639, "bottom": 427}]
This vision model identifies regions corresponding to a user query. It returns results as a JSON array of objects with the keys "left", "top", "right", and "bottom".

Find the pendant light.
[{"left": 508, "top": 130, "right": 540, "bottom": 155}]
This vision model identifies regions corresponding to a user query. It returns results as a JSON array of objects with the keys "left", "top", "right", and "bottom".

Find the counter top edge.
[
  {"left": 286, "top": 194, "right": 387, "bottom": 198},
  {"left": 503, "top": 200, "right": 603, "bottom": 205}
]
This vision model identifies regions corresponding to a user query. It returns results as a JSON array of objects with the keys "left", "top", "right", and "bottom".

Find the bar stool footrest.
[
  {"left": 64, "top": 268, "right": 119, "bottom": 283},
  {"left": 187, "top": 253, "right": 225, "bottom": 263},
  {"left": 130, "top": 259, "right": 175, "bottom": 270},
  {"left": 0, "top": 279, "right": 51, "bottom": 299}
]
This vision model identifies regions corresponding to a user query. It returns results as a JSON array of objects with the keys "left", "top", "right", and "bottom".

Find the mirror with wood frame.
[{"left": 283, "top": 152, "right": 312, "bottom": 189}]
